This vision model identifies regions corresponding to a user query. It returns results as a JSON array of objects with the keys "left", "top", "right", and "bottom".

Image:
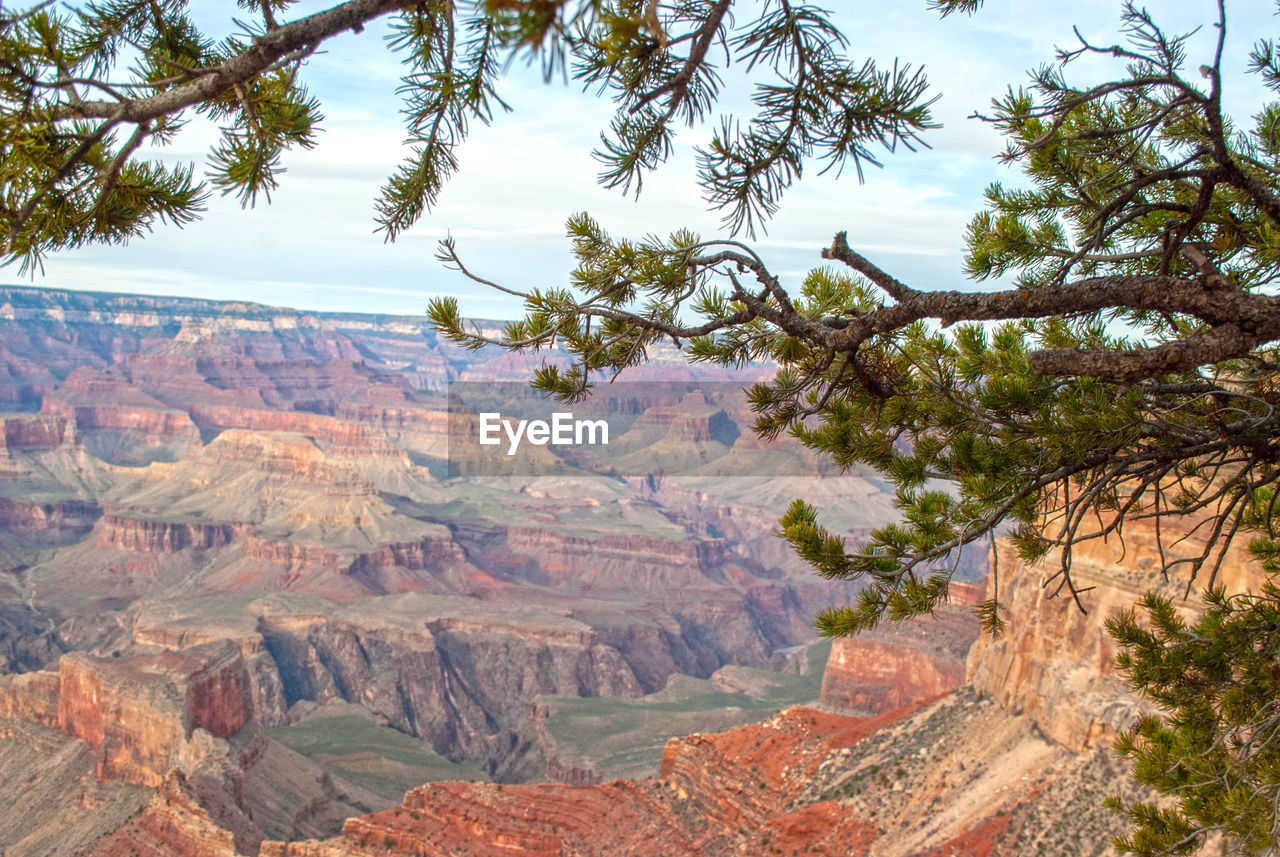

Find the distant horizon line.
[{"left": 0, "top": 282, "right": 503, "bottom": 326}]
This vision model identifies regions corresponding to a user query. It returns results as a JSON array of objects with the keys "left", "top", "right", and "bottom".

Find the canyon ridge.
[{"left": 0, "top": 286, "right": 1247, "bottom": 856}]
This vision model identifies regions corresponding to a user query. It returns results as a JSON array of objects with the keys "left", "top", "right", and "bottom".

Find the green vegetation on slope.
[
  {"left": 269, "top": 715, "right": 485, "bottom": 802},
  {"left": 529, "top": 641, "right": 832, "bottom": 783}
]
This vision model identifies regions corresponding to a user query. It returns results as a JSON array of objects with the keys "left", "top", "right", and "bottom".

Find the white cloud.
[{"left": 24, "top": 0, "right": 1276, "bottom": 317}]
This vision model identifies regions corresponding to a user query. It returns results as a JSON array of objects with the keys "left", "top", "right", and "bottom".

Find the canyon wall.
[
  {"left": 52, "top": 642, "right": 253, "bottom": 787},
  {"left": 820, "top": 584, "right": 981, "bottom": 715},
  {"left": 968, "top": 522, "right": 1264, "bottom": 752},
  {"left": 262, "top": 706, "right": 894, "bottom": 857}
]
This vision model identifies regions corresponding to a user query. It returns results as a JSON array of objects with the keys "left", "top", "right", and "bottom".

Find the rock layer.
[
  {"left": 820, "top": 592, "right": 979, "bottom": 715},
  {"left": 967, "top": 523, "right": 1264, "bottom": 752},
  {"left": 262, "top": 706, "right": 893, "bottom": 857},
  {"left": 53, "top": 643, "right": 253, "bottom": 786}
]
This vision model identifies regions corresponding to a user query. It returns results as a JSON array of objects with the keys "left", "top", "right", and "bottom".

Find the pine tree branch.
[{"left": 57, "top": 0, "right": 409, "bottom": 123}]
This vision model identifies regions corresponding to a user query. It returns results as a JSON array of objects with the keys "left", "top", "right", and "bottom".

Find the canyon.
[
  {"left": 0, "top": 285, "right": 1256, "bottom": 856},
  {"left": 260, "top": 525, "right": 1259, "bottom": 857}
]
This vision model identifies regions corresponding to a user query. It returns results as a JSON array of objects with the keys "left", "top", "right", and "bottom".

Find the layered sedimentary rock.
[
  {"left": 820, "top": 588, "right": 980, "bottom": 715},
  {"left": 56, "top": 642, "right": 253, "bottom": 786},
  {"left": 42, "top": 399, "right": 200, "bottom": 441},
  {"left": 0, "top": 670, "right": 59, "bottom": 728},
  {"left": 186, "top": 406, "right": 403, "bottom": 457},
  {"left": 262, "top": 706, "right": 893, "bottom": 857},
  {"left": 256, "top": 604, "right": 642, "bottom": 766},
  {"left": 85, "top": 771, "right": 243, "bottom": 857},
  {"left": 967, "top": 522, "right": 1263, "bottom": 752},
  {"left": 97, "top": 515, "right": 239, "bottom": 553},
  {"left": 129, "top": 593, "right": 648, "bottom": 765},
  {"left": 0, "top": 415, "right": 72, "bottom": 453},
  {"left": 0, "top": 497, "right": 98, "bottom": 533}
]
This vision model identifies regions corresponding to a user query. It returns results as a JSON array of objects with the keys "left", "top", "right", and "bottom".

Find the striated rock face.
[
  {"left": 0, "top": 497, "right": 98, "bottom": 533},
  {"left": 967, "top": 523, "right": 1265, "bottom": 752},
  {"left": 56, "top": 643, "right": 254, "bottom": 786},
  {"left": 965, "top": 541, "right": 1140, "bottom": 752},
  {"left": 458, "top": 524, "right": 802, "bottom": 676},
  {"left": 799, "top": 688, "right": 1139, "bottom": 857},
  {"left": 263, "top": 706, "right": 893, "bottom": 857},
  {"left": 820, "top": 595, "right": 980, "bottom": 715},
  {"left": 187, "top": 405, "right": 404, "bottom": 457},
  {"left": 43, "top": 400, "right": 201, "bottom": 441},
  {"left": 0, "top": 670, "right": 59, "bottom": 728},
  {"left": 0, "top": 415, "right": 72, "bottom": 453},
  {"left": 97, "top": 515, "right": 239, "bottom": 553},
  {"left": 256, "top": 607, "right": 642, "bottom": 767},
  {"left": 465, "top": 523, "right": 742, "bottom": 591},
  {"left": 264, "top": 681, "right": 1140, "bottom": 857},
  {"left": 85, "top": 771, "right": 242, "bottom": 857}
]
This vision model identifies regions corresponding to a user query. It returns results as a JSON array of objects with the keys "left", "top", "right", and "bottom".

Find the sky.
[{"left": 17, "top": 0, "right": 1279, "bottom": 319}]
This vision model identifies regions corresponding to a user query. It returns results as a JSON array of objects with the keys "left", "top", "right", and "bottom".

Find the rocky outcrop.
[
  {"left": 56, "top": 643, "right": 254, "bottom": 787},
  {"left": 820, "top": 595, "right": 980, "bottom": 715},
  {"left": 0, "top": 415, "right": 73, "bottom": 453},
  {"left": 97, "top": 515, "right": 239, "bottom": 553},
  {"left": 822, "top": 638, "right": 966, "bottom": 715},
  {"left": 242, "top": 537, "right": 347, "bottom": 577},
  {"left": 346, "top": 538, "right": 468, "bottom": 578},
  {"left": 465, "top": 523, "right": 742, "bottom": 590},
  {"left": 0, "top": 497, "right": 99, "bottom": 533},
  {"left": 42, "top": 401, "right": 201, "bottom": 441},
  {"left": 967, "top": 522, "right": 1264, "bottom": 753},
  {"left": 199, "top": 429, "right": 384, "bottom": 484},
  {"left": 85, "top": 771, "right": 243, "bottom": 857},
  {"left": 262, "top": 706, "right": 894, "bottom": 857},
  {"left": 0, "top": 670, "right": 59, "bottom": 728},
  {"left": 188, "top": 405, "right": 403, "bottom": 457},
  {"left": 263, "top": 681, "right": 1139, "bottom": 857},
  {"left": 257, "top": 608, "right": 642, "bottom": 768}
]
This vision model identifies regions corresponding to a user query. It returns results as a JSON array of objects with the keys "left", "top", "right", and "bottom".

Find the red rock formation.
[
  {"left": 347, "top": 538, "right": 467, "bottom": 575},
  {"left": 188, "top": 405, "right": 402, "bottom": 457},
  {"left": 56, "top": 644, "right": 253, "bottom": 787},
  {"left": 264, "top": 706, "right": 896, "bottom": 857},
  {"left": 0, "top": 414, "right": 72, "bottom": 452},
  {"left": 194, "top": 429, "right": 386, "bottom": 490},
  {"left": 0, "top": 496, "right": 98, "bottom": 531},
  {"left": 467, "top": 523, "right": 744, "bottom": 591},
  {"left": 254, "top": 606, "right": 642, "bottom": 764},
  {"left": 630, "top": 401, "right": 737, "bottom": 443},
  {"left": 242, "top": 536, "right": 347, "bottom": 574},
  {"left": 820, "top": 602, "right": 979, "bottom": 715},
  {"left": 822, "top": 638, "right": 967, "bottom": 714},
  {"left": 43, "top": 402, "right": 201, "bottom": 440},
  {"left": 85, "top": 771, "right": 243, "bottom": 857},
  {"left": 967, "top": 520, "right": 1265, "bottom": 752},
  {"left": 0, "top": 669, "right": 59, "bottom": 728},
  {"left": 40, "top": 368, "right": 202, "bottom": 443}
]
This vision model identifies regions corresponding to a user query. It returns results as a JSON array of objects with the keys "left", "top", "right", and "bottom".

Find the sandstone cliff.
[
  {"left": 56, "top": 642, "right": 254, "bottom": 786},
  {"left": 820, "top": 588, "right": 979, "bottom": 715},
  {"left": 968, "top": 523, "right": 1263, "bottom": 752}
]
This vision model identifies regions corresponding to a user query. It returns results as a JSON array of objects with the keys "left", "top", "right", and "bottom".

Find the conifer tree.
[
  {"left": 1107, "top": 585, "right": 1280, "bottom": 856},
  {"left": 0, "top": 0, "right": 940, "bottom": 271},
  {"left": 433, "top": 0, "right": 1280, "bottom": 640}
]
